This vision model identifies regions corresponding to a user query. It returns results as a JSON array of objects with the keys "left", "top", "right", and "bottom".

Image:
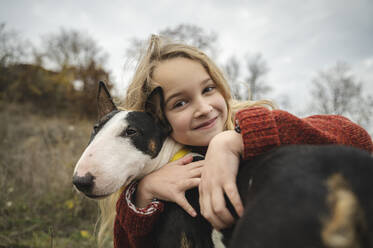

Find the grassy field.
[{"left": 0, "top": 103, "right": 108, "bottom": 247}]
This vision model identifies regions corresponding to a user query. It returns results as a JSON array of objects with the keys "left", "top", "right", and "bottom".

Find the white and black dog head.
[{"left": 73, "top": 82, "right": 172, "bottom": 198}]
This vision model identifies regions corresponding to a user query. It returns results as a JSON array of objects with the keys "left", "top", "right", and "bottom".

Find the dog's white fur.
[{"left": 74, "top": 111, "right": 182, "bottom": 197}]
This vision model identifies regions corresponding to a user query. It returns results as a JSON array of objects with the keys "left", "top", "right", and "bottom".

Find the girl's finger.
[
  {"left": 175, "top": 195, "right": 197, "bottom": 217},
  {"left": 204, "top": 195, "right": 226, "bottom": 230},
  {"left": 224, "top": 183, "right": 244, "bottom": 217},
  {"left": 179, "top": 154, "right": 194, "bottom": 165},
  {"left": 189, "top": 167, "right": 203, "bottom": 178},
  {"left": 198, "top": 183, "right": 206, "bottom": 215},
  {"left": 181, "top": 178, "right": 201, "bottom": 191},
  {"left": 184, "top": 160, "right": 204, "bottom": 169},
  {"left": 212, "top": 188, "right": 234, "bottom": 226},
  {"left": 199, "top": 183, "right": 225, "bottom": 230}
]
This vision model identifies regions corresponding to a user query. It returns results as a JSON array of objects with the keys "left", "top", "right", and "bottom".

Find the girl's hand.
[
  {"left": 199, "top": 130, "right": 244, "bottom": 230},
  {"left": 136, "top": 155, "right": 203, "bottom": 217}
]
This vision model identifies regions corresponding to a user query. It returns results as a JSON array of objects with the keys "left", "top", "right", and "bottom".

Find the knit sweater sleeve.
[
  {"left": 114, "top": 182, "right": 164, "bottom": 248},
  {"left": 235, "top": 106, "right": 373, "bottom": 160}
]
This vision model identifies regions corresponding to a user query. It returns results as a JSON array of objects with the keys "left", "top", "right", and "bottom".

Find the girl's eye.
[
  {"left": 173, "top": 100, "right": 187, "bottom": 109},
  {"left": 203, "top": 86, "right": 216, "bottom": 94}
]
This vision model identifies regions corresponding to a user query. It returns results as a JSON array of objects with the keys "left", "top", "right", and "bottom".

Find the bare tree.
[
  {"left": 42, "top": 28, "right": 110, "bottom": 91},
  {"left": 0, "top": 23, "right": 31, "bottom": 95},
  {"left": 42, "top": 28, "right": 108, "bottom": 72},
  {"left": 126, "top": 24, "right": 218, "bottom": 59},
  {"left": 0, "top": 23, "right": 28, "bottom": 67},
  {"left": 159, "top": 24, "right": 217, "bottom": 57},
  {"left": 223, "top": 56, "right": 243, "bottom": 100},
  {"left": 222, "top": 53, "right": 272, "bottom": 101},
  {"left": 309, "top": 62, "right": 373, "bottom": 130},
  {"left": 224, "top": 56, "right": 240, "bottom": 83},
  {"left": 244, "top": 53, "right": 271, "bottom": 100},
  {"left": 40, "top": 28, "right": 111, "bottom": 117}
]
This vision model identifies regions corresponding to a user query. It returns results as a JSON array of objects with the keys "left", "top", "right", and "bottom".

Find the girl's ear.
[
  {"left": 145, "top": 87, "right": 172, "bottom": 135},
  {"left": 97, "top": 81, "right": 117, "bottom": 120}
]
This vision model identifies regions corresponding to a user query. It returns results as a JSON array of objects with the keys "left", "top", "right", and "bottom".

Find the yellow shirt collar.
[{"left": 170, "top": 148, "right": 191, "bottom": 162}]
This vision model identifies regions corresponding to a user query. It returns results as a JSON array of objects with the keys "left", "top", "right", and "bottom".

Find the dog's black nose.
[{"left": 73, "top": 173, "right": 95, "bottom": 194}]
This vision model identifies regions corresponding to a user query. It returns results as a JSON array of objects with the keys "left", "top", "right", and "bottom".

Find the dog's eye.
[
  {"left": 93, "top": 123, "right": 100, "bottom": 133},
  {"left": 124, "top": 127, "right": 137, "bottom": 137}
]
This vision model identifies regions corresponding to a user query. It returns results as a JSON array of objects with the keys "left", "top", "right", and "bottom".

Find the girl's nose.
[{"left": 194, "top": 99, "right": 213, "bottom": 118}]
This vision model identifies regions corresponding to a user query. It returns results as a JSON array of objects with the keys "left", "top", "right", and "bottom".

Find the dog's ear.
[
  {"left": 97, "top": 81, "right": 117, "bottom": 120},
  {"left": 144, "top": 87, "right": 172, "bottom": 135}
]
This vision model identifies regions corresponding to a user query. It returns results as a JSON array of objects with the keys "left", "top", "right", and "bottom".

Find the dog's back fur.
[
  {"left": 154, "top": 145, "right": 373, "bottom": 248},
  {"left": 231, "top": 145, "right": 373, "bottom": 248}
]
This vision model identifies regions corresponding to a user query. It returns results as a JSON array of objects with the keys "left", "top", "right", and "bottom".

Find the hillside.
[{"left": 0, "top": 103, "right": 107, "bottom": 247}]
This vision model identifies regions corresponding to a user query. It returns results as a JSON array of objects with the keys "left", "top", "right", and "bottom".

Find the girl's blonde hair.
[{"left": 97, "top": 35, "right": 275, "bottom": 246}]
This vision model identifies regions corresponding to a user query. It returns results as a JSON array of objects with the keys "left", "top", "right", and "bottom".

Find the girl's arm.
[
  {"left": 199, "top": 130, "right": 244, "bottom": 230},
  {"left": 114, "top": 155, "right": 203, "bottom": 247},
  {"left": 114, "top": 182, "right": 163, "bottom": 248},
  {"left": 136, "top": 155, "right": 202, "bottom": 217},
  {"left": 236, "top": 107, "right": 373, "bottom": 158},
  {"left": 199, "top": 106, "right": 373, "bottom": 230}
]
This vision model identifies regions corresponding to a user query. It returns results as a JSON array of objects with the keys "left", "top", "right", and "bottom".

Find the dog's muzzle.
[{"left": 73, "top": 172, "right": 95, "bottom": 195}]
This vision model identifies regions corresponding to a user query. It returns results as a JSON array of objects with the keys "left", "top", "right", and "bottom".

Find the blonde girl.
[{"left": 98, "top": 35, "right": 373, "bottom": 247}]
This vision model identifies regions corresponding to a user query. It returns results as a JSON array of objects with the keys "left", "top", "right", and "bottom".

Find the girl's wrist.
[
  {"left": 229, "top": 130, "right": 244, "bottom": 157},
  {"left": 135, "top": 177, "right": 155, "bottom": 208},
  {"left": 213, "top": 130, "right": 243, "bottom": 156}
]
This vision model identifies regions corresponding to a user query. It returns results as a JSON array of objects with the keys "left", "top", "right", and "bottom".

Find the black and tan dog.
[{"left": 73, "top": 82, "right": 373, "bottom": 247}]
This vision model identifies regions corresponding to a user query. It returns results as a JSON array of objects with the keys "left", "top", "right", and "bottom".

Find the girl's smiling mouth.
[{"left": 193, "top": 117, "right": 218, "bottom": 130}]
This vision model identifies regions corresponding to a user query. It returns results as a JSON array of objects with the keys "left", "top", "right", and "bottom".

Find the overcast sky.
[{"left": 1, "top": 0, "right": 373, "bottom": 113}]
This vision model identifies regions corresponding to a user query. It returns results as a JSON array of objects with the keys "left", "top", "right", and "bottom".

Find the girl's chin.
[
  {"left": 172, "top": 129, "right": 222, "bottom": 147},
  {"left": 184, "top": 136, "right": 214, "bottom": 147}
]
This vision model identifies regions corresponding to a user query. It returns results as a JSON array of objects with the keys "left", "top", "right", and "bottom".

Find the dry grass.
[{"left": 0, "top": 103, "right": 103, "bottom": 247}]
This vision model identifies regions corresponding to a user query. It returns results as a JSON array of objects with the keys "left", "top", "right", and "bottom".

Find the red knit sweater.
[{"left": 113, "top": 107, "right": 373, "bottom": 248}]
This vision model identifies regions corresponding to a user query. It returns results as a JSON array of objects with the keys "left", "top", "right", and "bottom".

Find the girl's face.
[{"left": 153, "top": 57, "right": 228, "bottom": 146}]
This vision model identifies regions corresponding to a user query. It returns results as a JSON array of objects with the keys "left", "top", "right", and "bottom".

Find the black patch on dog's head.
[
  {"left": 125, "top": 111, "right": 168, "bottom": 158},
  {"left": 89, "top": 110, "right": 121, "bottom": 144}
]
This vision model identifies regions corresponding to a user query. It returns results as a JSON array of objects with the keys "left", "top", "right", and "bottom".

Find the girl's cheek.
[
  {"left": 167, "top": 113, "right": 182, "bottom": 130},
  {"left": 177, "top": 115, "right": 192, "bottom": 132},
  {"left": 167, "top": 108, "right": 193, "bottom": 131},
  {"left": 174, "top": 115, "right": 188, "bottom": 129}
]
